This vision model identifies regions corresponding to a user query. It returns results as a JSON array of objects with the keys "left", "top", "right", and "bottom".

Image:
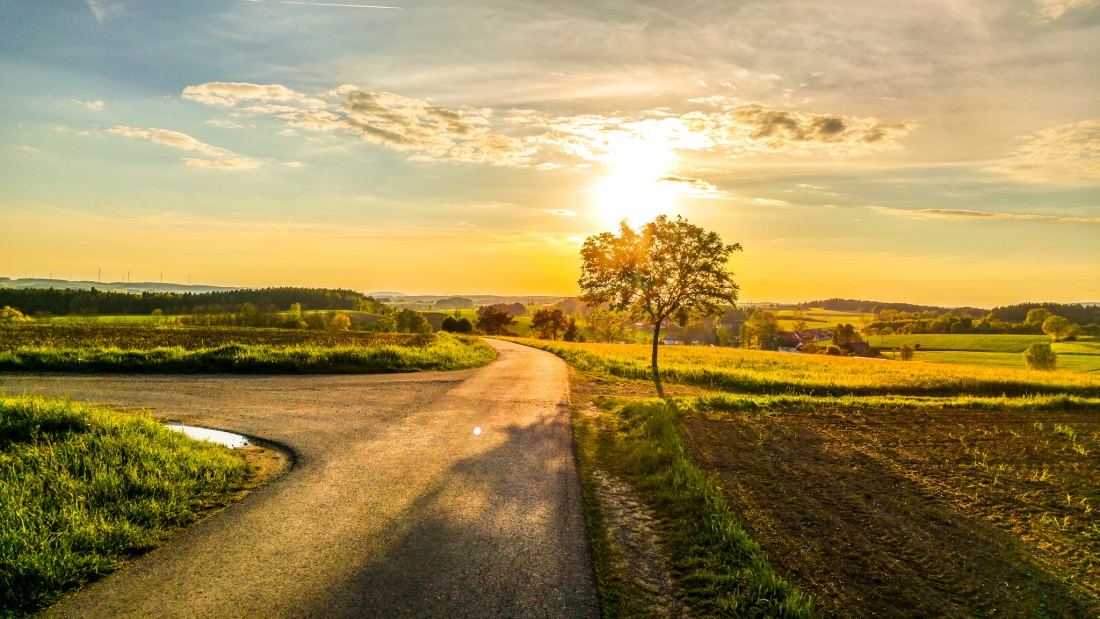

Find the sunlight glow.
[{"left": 592, "top": 135, "right": 678, "bottom": 227}]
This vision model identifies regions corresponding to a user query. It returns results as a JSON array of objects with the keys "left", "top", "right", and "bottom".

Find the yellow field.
[{"left": 511, "top": 339, "right": 1100, "bottom": 397}]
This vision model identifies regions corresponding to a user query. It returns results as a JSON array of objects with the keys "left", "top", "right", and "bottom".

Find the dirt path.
[{"left": 1, "top": 340, "right": 598, "bottom": 618}]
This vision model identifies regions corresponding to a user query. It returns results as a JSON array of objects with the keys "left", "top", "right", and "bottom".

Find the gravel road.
[{"left": 2, "top": 339, "right": 599, "bottom": 618}]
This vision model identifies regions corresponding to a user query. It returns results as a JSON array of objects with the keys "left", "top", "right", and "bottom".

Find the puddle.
[{"left": 166, "top": 424, "right": 251, "bottom": 449}]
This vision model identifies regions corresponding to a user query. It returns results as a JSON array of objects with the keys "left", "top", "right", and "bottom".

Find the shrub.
[
  {"left": 825, "top": 345, "right": 843, "bottom": 356},
  {"left": 899, "top": 344, "right": 914, "bottom": 361},
  {"left": 1024, "top": 342, "right": 1057, "bottom": 371},
  {"left": 441, "top": 316, "right": 459, "bottom": 333},
  {"left": 330, "top": 313, "right": 351, "bottom": 331},
  {"left": 455, "top": 317, "right": 474, "bottom": 334}
]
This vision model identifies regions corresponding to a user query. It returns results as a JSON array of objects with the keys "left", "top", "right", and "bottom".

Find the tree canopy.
[{"left": 579, "top": 215, "right": 741, "bottom": 397}]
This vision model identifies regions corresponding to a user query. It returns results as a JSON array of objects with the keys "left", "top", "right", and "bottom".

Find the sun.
[{"left": 593, "top": 136, "right": 678, "bottom": 228}]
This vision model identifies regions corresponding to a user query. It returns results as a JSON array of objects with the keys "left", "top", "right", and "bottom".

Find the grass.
[
  {"left": 510, "top": 339, "right": 1100, "bottom": 397},
  {"left": 912, "top": 350, "right": 1100, "bottom": 373},
  {"left": 577, "top": 394, "right": 816, "bottom": 618},
  {"left": 867, "top": 333, "right": 1051, "bottom": 353},
  {"left": 0, "top": 333, "right": 494, "bottom": 374},
  {"left": 0, "top": 395, "right": 254, "bottom": 618}
]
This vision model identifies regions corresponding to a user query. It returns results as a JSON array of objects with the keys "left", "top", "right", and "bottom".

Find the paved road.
[{"left": 2, "top": 340, "right": 598, "bottom": 618}]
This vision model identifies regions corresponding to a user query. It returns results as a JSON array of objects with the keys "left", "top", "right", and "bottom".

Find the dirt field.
[{"left": 682, "top": 406, "right": 1100, "bottom": 618}]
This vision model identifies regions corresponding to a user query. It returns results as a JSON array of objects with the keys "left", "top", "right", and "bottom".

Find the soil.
[{"left": 682, "top": 406, "right": 1100, "bottom": 618}]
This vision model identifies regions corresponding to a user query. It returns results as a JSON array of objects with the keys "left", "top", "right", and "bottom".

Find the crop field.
[
  {"left": 776, "top": 308, "right": 870, "bottom": 330},
  {"left": 867, "top": 333, "right": 1049, "bottom": 352},
  {"left": 552, "top": 335, "right": 1100, "bottom": 617},
  {"left": 0, "top": 325, "right": 494, "bottom": 374},
  {"left": 0, "top": 324, "right": 434, "bottom": 350},
  {"left": 681, "top": 397, "right": 1100, "bottom": 617},
  {"left": 512, "top": 339, "right": 1100, "bottom": 397},
  {"left": 0, "top": 395, "right": 254, "bottom": 617},
  {"left": 866, "top": 335, "right": 1100, "bottom": 373}
]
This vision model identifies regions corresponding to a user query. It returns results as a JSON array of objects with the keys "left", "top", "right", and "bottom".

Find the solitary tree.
[
  {"left": 1025, "top": 342, "right": 1057, "bottom": 370},
  {"left": 1042, "top": 315, "right": 1079, "bottom": 341},
  {"left": 579, "top": 215, "right": 741, "bottom": 397},
  {"left": 331, "top": 313, "right": 352, "bottom": 331}
]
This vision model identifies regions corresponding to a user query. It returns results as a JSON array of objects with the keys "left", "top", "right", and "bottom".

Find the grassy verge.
[
  {"left": 0, "top": 395, "right": 255, "bottom": 618},
  {"left": 510, "top": 338, "right": 1100, "bottom": 397},
  {"left": 577, "top": 392, "right": 817, "bottom": 618},
  {"left": 0, "top": 334, "right": 495, "bottom": 374}
]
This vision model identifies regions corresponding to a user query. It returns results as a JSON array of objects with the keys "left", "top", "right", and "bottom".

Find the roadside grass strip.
[
  {"left": 511, "top": 339, "right": 1100, "bottom": 397},
  {"left": 0, "top": 395, "right": 253, "bottom": 618},
  {"left": 588, "top": 397, "right": 817, "bottom": 618},
  {"left": 0, "top": 334, "right": 495, "bottom": 374}
]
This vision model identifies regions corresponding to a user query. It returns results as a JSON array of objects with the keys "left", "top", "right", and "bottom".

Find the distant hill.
[
  {"left": 0, "top": 277, "right": 243, "bottom": 295},
  {"left": 379, "top": 293, "right": 567, "bottom": 306}
]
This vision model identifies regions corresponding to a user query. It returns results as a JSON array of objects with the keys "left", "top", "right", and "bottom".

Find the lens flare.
[{"left": 472, "top": 426, "right": 482, "bottom": 436}]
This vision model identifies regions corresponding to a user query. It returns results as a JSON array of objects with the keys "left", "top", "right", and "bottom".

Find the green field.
[
  {"left": 0, "top": 325, "right": 495, "bottom": 374},
  {"left": 867, "top": 334, "right": 1100, "bottom": 373},
  {"left": 0, "top": 395, "right": 254, "bottom": 617},
  {"left": 776, "top": 308, "right": 870, "bottom": 331}
]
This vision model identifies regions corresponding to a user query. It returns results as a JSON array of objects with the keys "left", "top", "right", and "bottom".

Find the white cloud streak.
[
  {"left": 986, "top": 119, "right": 1100, "bottom": 184},
  {"left": 244, "top": 0, "right": 402, "bottom": 8},
  {"left": 867, "top": 205, "right": 1100, "bottom": 223},
  {"left": 107, "top": 126, "right": 264, "bottom": 170}
]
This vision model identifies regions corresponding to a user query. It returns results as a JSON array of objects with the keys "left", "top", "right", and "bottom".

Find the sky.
[{"left": 0, "top": 0, "right": 1097, "bottom": 307}]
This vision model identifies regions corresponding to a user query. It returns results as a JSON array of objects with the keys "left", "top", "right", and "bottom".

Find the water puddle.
[{"left": 166, "top": 424, "right": 251, "bottom": 449}]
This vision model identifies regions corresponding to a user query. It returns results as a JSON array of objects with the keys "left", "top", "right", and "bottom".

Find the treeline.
[
  {"left": 799, "top": 298, "right": 986, "bottom": 317},
  {"left": 989, "top": 303, "right": 1100, "bottom": 326},
  {"left": 0, "top": 287, "right": 384, "bottom": 317}
]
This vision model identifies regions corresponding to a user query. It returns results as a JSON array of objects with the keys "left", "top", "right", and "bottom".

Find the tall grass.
[
  {"left": 0, "top": 395, "right": 253, "bottom": 617},
  {"left": 594, "top": 397, "right": 817, "bottom": 618},
  {"left": 511, "top": 339, "right": 1100, "bottom": 397},
  {"left": 0, "top": 334, "right": 495, "bottom": 374}
]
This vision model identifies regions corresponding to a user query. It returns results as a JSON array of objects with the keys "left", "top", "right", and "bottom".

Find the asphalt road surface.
[{"left": 2, "top": 339, "right": 599, "bottom": 618}]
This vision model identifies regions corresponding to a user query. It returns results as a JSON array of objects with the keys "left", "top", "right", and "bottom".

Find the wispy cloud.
[
  {"left": 107, "top": 126, "right": 264, "bottom": 170},
  {"left": 73, "top": 99, "right": 104, "bottom": 112},
  {"left": 986, "top": 119, "right": 1100, "bottom": 184},
  {"left": 867, "top": 205, "right": 1100, "bottom": 223},
  {"left": 85, "top": 0, "right": 105, "bottom": 23},
  {"left": 754, "top": 198, "right": 789, "bottom": 206},
  {"left": 544, "top": 209, "right": 575, "bottom": 216},
  {"left": 244, "top": 0, "right": 401, "bottom": 9},
  {"left": 1026, "top": 0, "right": 1097, "bottom": 22}
]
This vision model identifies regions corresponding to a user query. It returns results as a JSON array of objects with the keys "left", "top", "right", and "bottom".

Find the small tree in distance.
[
  {"left": 899, "top": 344, "right": 915, "bottom": 361},
  {"left": 579, "top": 215, "right": 741, "bottom": 398},
  {"left": 531, "top": 308, "right": 570, "bottom": 340},
  {"left": 1042, "top": 315, "right": 1079, "bottom": 341},
  {"left": 476, "top": 306, "right": 517, "bottom": 335},
  {"left": 331, "top": 313, "right": 352, "bottom": 331},
  {"left": 1025, "top": 342, "right": 1057, "bottom": 370}
]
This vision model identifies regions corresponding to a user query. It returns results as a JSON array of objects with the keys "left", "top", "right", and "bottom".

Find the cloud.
[
  {"left": 796, "top": 183, "right": 829, "bottom": 190},
  {"left": 1027, "top": 0, "right": 1097, "bottom": 22},
  {"left": 108, "top": 126, "right": 265, "bottom": 170},
  {"left": 182, "top": 81, "right": 913, "bottom": 169},
  {"left": 73, "top": 99, "right": 104, "bottom": 111},
  {"left": 754, "top": 198, "right": 790, "bottom": 206},
  {"left": 656, "top": 175, "right": 733, "bottom": 199},
  {"left": 986, "top": 119, "right": 1100, "bottom": 183},
  {"left": 185, "top": 82, "right": 535, "bottom": 166},
  {"left": 17, "top": 145, "right": 41, "bottom": 153},
  {"left": 206, "top": 119, "right": 245, "bottom": 129},
  {"left": 544, "top": 209, "right": 575, "bottom": 216},
  {"left": 867, "top": 205, "right": 1100, "bottom": 223},
  {"left": 182, "top": 82, "right": 326, "bottom": 109},
  {"left": 85, "top": 0, "right": 105, "bottom": 23}
]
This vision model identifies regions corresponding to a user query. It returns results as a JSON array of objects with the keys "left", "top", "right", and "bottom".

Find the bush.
[
  {"left": 441, "top": 316, "right": 459, "bottom": 333},
  {"left": 899, "top": 344, "right": 914, "bottom": 361},
  {"left": 455, "top": 317, "right": 474, "bottom": 334},
  {"left": 825, "top": 345, "right": 843, "bottom": 356},
  {"left": 1024, "top": 343, "right": 1057, "bottom": 371},
  {"left": 330, "top": 313, "right": 351, "bottom": 331}
]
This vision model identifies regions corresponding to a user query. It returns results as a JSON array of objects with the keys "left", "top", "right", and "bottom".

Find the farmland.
[
  {"left": 0, "top": 325, "right": 494, "bottom": 374},
  {"left": 535, "top": 336, "right": 1100, "bottom": 617},
  {"left": 865, "top": 334, "right": 1100, "bottom": 373},
  {"left": 511, "top": 339, "right": 1100, "bottom": 397}
]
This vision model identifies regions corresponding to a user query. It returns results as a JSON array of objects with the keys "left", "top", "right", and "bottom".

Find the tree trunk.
[{"left": 651, "top": 320, "right": 665, "bottom": 398}]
